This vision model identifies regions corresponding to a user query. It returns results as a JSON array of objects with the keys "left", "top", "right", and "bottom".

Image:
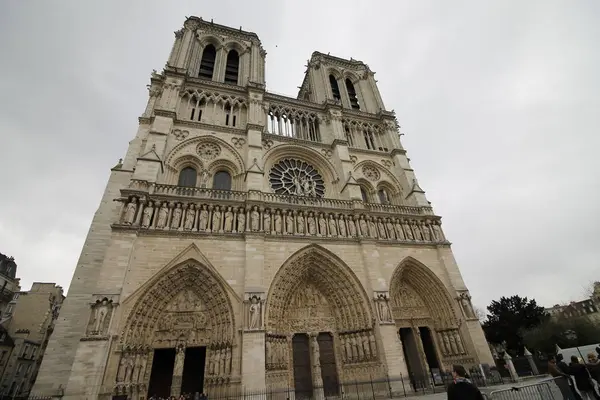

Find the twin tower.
[{"left": 33, "top": 16, "right": 492, "bottom": 400}]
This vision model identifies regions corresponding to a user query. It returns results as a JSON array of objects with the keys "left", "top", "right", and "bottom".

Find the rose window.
[
  {"left": 197, "top": 142, "right": 221, "bottom": 161},
  {"left": 269, "top": 159, "right": 325, "bottom": 197}
]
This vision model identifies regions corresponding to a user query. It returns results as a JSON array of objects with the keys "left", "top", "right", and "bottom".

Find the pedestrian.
[
  {"left": 570, "top": 356, "right": 595, "bottom": 400},
  {"left": 549, "top": 355, "right": 578, "bottom": 400},
  {"left": 446, "top": 364, "right": 484, "bottom": 400}
]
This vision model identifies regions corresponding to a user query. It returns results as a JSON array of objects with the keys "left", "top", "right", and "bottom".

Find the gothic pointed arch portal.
[
  {"left": 115, "top": 260, "right": 236, "bottom": 398},
  {"left": 389, "top": 257, "right": 471, "bottom": 381},
  {"left": 265, "top": 245, "right": 383, "bottom": 395}
]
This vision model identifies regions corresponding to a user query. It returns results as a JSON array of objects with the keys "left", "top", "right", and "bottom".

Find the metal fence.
[
  {"left": 0, "top": 396, "right": 52, "bottom": 400},
  {"left": 487, "top": 378, "right": 563, "bottom": 400}
]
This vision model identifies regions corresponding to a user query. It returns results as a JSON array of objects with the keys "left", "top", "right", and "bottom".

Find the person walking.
[
  {"left": 446, "top": 365, "right": 484, "bottom": 400},
  {"left": 549, "top": 355, "right": 578, "bottom": 400},
  {"left": 570, "top": 356, "right": 595, "bottom": 400}
]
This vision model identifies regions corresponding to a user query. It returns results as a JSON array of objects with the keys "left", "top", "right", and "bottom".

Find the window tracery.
[{"left": 269, "top": 159, "right": 325, "bottom": 197}]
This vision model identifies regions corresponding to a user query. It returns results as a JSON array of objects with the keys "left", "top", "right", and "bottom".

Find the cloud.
[{"left": 0, "top": 0, "right": 598, "bottom": 309}]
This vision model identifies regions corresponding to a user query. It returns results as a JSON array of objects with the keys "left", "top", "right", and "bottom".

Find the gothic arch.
[
  {"left": 354, "top": 160, "right": 405, "bottom": 194},
  {"left": 222, "top": 39, "right": 247, "bottom": 55},
  {"left": 165, "top": 135, "right": 245, "bottom": 177},
  {"left": 196, "top": 34, "right": 223, "bottom": 50},
  {"left": 120, "top": 258, "right": 236, "bottom": 349},
  {"left": 389, "top": 257, "right": 458, "bottom": 329},
  {"left": 343, "top": 71, "right": 361, "bottom": 85},
  {"left": 265, "top": 244, "right": 373, "bottom": 334},
  {"left": 263, "top": 144, "right": 340, "bottom": 197}
]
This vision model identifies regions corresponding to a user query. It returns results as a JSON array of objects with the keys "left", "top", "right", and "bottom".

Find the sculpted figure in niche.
[
  {"left": 338, "top": 215, "right": 347, "bottom": 237},
  {"left": 359, "top": 215, "right": 368, "bottom": 237},
  {"left": 198, "top": 205, "right": 208, "bottom": 231},
  {"left": 237, "top": 208, "right": 246, "bottom": 232},
  {"left": 296, "top": 212, "right": 305, "bottom": 234},
  {"left": 184, "top": 204, "right": 196, "bottom": 230},
  {"left": 377, "top": 295, "right": 392, "bottom": 322},
  {"left": 348, "top": 216, "right": 357, "bottom": 237},
  {"left": 422, "top": 220, "right": 432, "bottom": 241},
  {"left": 285, "top": 211, "right": 293, "bottom": 234},
  {"left": 394, "top": 218, "right": 405, "bottom": 240},
  {"left": 402, "top": 220, "right": 414, "bottom": 240},
  {"left": 212, "top": 206, "right": 222, "bottom": 231},
  {"left": 248, "top": 297, "right": 261, "bottom": 329},
  {"left": 264, "top": 210, "right": 271, "bottom": 233},
  {"left": 412, "top": 220, "right": 423, "bottom": 240},
  {"left": 318, "top": 213, "right": 327, "bottom": 236},
  {"left": 274, "top": 210, "right": 282, "bottom": 233},
  {"left": 368, "top": 217, "right": 377, "bottom": 238},
  {"left": 250, "top": 206, "right": 259, "bottom": 231},
  {"left": 432, "top": 220, "right": 445, "bottom": 241},
  {"left": 224, "top": 206, "right": 233, "bottom": 232},
  {"left": 377, "top": 218, "right": 387, "bottom": 239},
  {"left": 440, "top": 332, "right": 450, "bottom": 355},
  {"left": 386, "top": 219, "right": 396, "bottom": 239},
  {"left": 141, "top": 201, "right": 154, "bottom": 228},
  {"left": 117, "top": 355, "right": 128, "bottom": 382},
  {"left": 266, "top": 340, "right": 273, "bottom": 366},
  {"left": 171, "top": 203, "right": 182, "bottom": 229},
  {"left": 459, "top": 292, "right": 476, "bottom": 319},
  {"left": 449, "top": 333, "right": 459, "bottom": 354},
  {"left": 88, "top": 298, "right": 112, "bottom": 335},
  {"left": 328, "top": 214, "right": 337, "bottom": 236},
  {"left": 307, "top": 213, "right": 316, "bottom": 235},
  {"left": 124, "top": 197, "right": 138, "bottom": 225}
]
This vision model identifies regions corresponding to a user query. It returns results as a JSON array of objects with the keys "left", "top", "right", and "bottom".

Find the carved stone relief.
[
  {"left": 196, "top": 142, "right": 221, "bottom": 160},
  {"left": 244, "top": 293, "right": 265, "bottom": 331},
  {"left": 457, "top": 291, "right": 477, "bottom": 320},
  {"left": 284, "top": 281, "right": 335, "bottom": 333},
  {"left": 172, "top": 129, "right": 190, "bottom": 141},
  {"left": 362, "top": 165, "right": 380, "bottom": 181},
  {"left": 86, "top": 297, "right": 115, "bottom": 337},
  {"left": 374, "top": 291, "right": 392, "bottom": 324}
]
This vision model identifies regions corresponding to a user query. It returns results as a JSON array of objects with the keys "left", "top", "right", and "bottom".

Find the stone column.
[
  {"left": 503, "top": 353, "right": 518, "bottom": 382},
  {"left": 171, "top": 344, "right": 186, "bottom": 397},
  {"left": 378, "top": 325, "right": 410, "bottom": 392},
  {"left": 310, "top": 333, "right": 324, "bottom": 400}
]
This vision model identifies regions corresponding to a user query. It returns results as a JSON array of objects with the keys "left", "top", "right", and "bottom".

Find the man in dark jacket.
[
  {"left": 447, "top": 365, "right": 484, "bottom": 400},
  {"left": 570, "top": 356, "right": 595, "bottom": 400}
]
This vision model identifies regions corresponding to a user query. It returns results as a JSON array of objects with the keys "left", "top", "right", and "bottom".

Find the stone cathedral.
[{"left": 33, "top": 16, "right": 493, "bottom": 400}]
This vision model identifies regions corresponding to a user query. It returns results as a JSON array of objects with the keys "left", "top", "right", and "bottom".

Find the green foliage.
[
  {"left": 523, "top": 316, "right": 600, "bottom": 355},
  {"left": 482, "top": 295, "right": 548, "bottom": 356}
]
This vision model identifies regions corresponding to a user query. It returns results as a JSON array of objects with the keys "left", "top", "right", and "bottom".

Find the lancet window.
[
  {"left": 213, "top": 170, "right": 232, "bottom": 191},
  {"left": 346, "top": 79, "right": 360, "bottom": 110},
  {"left": 224, "top": 50, "right": 239, "bottom": 85},
  {"left": 199, "top": 44, "right": 217, "bottom": 80},
  {"left": 329, "top": 75, "right": 341, "bottom": 101},
  {"left": 266, "top": 105, "right": 320, "bottom": 143},
  {"left": 178, "top": 167, "right": 197, "bottom": 187}
]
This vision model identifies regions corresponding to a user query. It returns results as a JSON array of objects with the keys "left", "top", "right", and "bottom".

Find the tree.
[
  {"left": 523, "top": 316, "right": 599, "bottom": 355},
  {"left": 474, "top": 306, "right": 487, "bottom": 323},
  {"left": 482, "top": 295, "right": 548, "bottom": 356}
]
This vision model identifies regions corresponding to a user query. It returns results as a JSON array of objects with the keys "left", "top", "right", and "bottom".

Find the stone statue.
[
  {"left": 285, "top": 212, "right": 293, "bottom": 234},
  {"left": 157, "top": 203, "right": 169, "bottom": 228},
  {"left": 440, "top": 332, "right": 450, "bottom": 355},
  {"left": 124, "top": 198, "right": 138, "bottom": 225},
  {"left": 250, "top": 206, "right": 259, "bottom": 231},
  {"left": 455, "top": 332, "right": 465, "bottom": 354},
  {"left": 377, "top": 297, "right": 391, "bottom": 322},
  {"left": 412, "top": 221, "right": 423, "bottom": 240},
  {"left": 307, "top": 213, "right": 316, "bottom": 235},
  {"left": 318, "top": 214, "right": 327, "bottom": 235},
  {"left": 224, "top": 207, "right": 233, "bottom": 232},
  {"left": 141, "top": 201, "right": 154, "bottom": 228},
  {"left": 225, "top": 347, "right": 231, "bottom": 374},
  {"left": 248, "top": 297, "right": 261, "bottom": 329},
  {"left": 402, "top": 220, "right": 414, "bottom": 240},
  {"left": 359, "top": 216, "right": 368, "bottom": 237},
  {"left": 296, "top": 213, "right": 305, "bottom": 234},
  {"left": 368, "top": 217, "right": 377, "bottom": 238},
  {"left": 237, "top": 208, "right": 246, "bottom": 232},
  {"left": 386, "top": 219, "right": 396, "bottom": 239},
  {"left": 422, "top": 220, "right": 432, "bottom": 241},
  {"left": 170, "top": 203, "right": 182, "bottom": 229},
  {"left": 338, "top": 215, "right": 347, "bottom": 237},
  {"left": 266, "top": 340, "right": 273, "bottom": 365},
  {"left": 449, "top": 333, "right": 459, "bottom": 354},
  {"left": 394, "top": 219, "right": 405, "bottom": 240},
  {"left": 460, "top": 292, "right": 476, "bottom": 319},
  {"left": 328, "top": 215, "right": 337, "bottom": 236},
  {"left": 264, "top": 211, "right": 271, "bottom": 232},
  {"left": 212, "top": 206, "right": 222, "bottom": 231},
  {"left": 184, "top": 204, "right": 195, "bottom": 230},
  {"left": 274, "top": 211, "right": 282, "bottom": 233},
  {"left": 117, "top": 355, "right": 128, "bottom": 382},
  {"left": 198, "top": 205, "right": 208, "bottom": 231},
  {"left": 348, "top": 216, "right": 357, "bottom": 237},
  {"left": 432, "top": 221, "right": 445, "bottom": 241},
  {"left": 377, "top": 219, "right": 387, "bottom": 239},
  {"left": 92, "top": 299, "right": 110, "bottom": 333}
]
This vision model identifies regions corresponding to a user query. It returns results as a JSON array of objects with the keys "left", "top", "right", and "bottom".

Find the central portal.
[{"left": 147, "top": 347, "right": 206, "bottom": 398}]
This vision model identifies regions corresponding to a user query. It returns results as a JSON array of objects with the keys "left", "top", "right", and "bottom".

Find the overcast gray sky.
[{"left": 0, "top": 1, "right": 598, "bottom": 311}]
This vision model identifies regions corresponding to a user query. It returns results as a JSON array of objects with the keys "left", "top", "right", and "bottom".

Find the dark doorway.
[
  {"left": 148, "top": 348, "right": 176, "bottom": 398},
  {"left": 399, "top": 328, "right": 425, "bottom": 388},
  {"left": 181, "top": 347, "right": 206, "bottom": 396},
  {"left": 292, "top": 334, "right": 313, "bottom": 400},
  {"left": 318, "top": 332, "right": 340, "bottom": 397},
  {"left": 418, "top": 327, "right": 439, "bottom": 370}
]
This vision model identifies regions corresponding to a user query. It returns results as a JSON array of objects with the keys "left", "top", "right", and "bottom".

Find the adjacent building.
[
  {"left": 0, "top": 283, "right": 63, "bottom": 398},
  {"left": 0, "top": 253, "right": 21, "bottom": 320},
  {"left": 546, "top": 282, "right": 600, "bottom": 324},
  {"left": 33, "top": 16, "right": 494, "bottom": 400}
]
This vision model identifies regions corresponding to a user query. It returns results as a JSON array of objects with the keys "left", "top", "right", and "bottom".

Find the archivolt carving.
[
  {"left": 265, "top": 244, "right": 372, "bottom": 333},
  {"left": 165, "top": 135, "right": 245, "bottom": 176},
  {"left": 389, "top": 257, "right": 458, "bottom": 330},
  {"left": 120, "top": 261, "right": 235, "bottom": 349}
]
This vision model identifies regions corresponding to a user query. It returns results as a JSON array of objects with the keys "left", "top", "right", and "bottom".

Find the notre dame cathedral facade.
[{"left": 33, "top": 16, "right": 493, "bottom": 400}]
